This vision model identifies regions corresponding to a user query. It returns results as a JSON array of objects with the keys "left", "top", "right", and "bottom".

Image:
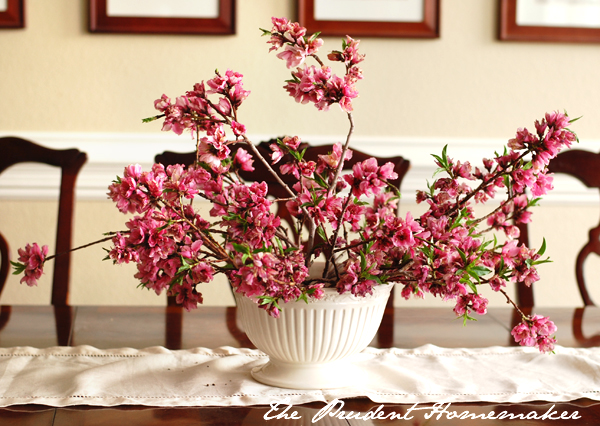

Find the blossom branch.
[{"left": 45, "top": 232, "right": 123, "bottom": 262}]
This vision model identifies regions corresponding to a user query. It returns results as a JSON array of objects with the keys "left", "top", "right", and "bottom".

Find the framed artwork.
[
  {"left": 0, "top": 0, "right": 24, "bottom": 29},
  {"left": 89, "top": 0, "right": 235, "bottom": 35},
  {"left": 499, "top": 0, "right": 600, "bottom": 42},
  {"left": 298, "top": 0, "right": 439, "bottom": 38}
]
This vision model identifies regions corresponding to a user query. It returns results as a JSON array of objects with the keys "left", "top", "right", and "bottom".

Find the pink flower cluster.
[
  {"left": 266, "top": 17, "right": 324, "bottom": 68},
  {"left": 402, "top": 111, "right": 574, "bottom": 352},
  {"left": 265, "top": 17, "right": 363, "bottom": 112},
  {"left": 106, "top": 163, "right": 216, "bottom": 309},
  {"left": 14, "top": 17, "right": 574, "bottom": 353},
  {"left": 13, "top": 243, "right": 48, "bottom": 287},
  {"left": 511, "top": 315, "right": 557, "bottom": 353},
  {"left": 152, "top": 69, "right": 249, "bottom": 163}
]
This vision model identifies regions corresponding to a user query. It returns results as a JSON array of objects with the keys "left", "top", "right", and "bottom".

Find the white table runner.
[{"left": 0, "top": 344, "right": 598, "bottom": 407}]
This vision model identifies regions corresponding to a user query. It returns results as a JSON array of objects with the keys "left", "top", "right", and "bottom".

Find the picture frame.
[
  {"left": 88, "top": 0, "right": 235, "bottom": 35},
  {"left": 0, "top": 0, "right": 24, "bottom": 29},
  {"left": 499, "top": 0, "right": 600, "bottom": 43},
  {"left": 298, "top": 0, "right": 439, "bottom": 38}
]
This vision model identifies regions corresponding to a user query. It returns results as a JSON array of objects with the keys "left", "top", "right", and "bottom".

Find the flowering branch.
[{"left": 12, "top": 17, "right": 578, "bottom": 353}]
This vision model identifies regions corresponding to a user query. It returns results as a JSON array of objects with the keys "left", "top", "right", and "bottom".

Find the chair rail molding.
[{"left": 1, "top": 131, "right": 599, "bottom": 205}]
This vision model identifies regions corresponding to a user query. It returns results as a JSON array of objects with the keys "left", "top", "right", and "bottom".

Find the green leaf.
[
  {"left": 456, "top": 247, "right": 467, "bottom": 264},
  {"left": 254, "top": 245, "right": 272, "bottom": 254},
  {"left": 316, "top": 226, "right": 327, "bottom": 242},
  {"left": 312, "top": 173, "right": 328, "bottom": 189},
  {"left": 259, "top": 28, "right": 272, "bottom": 36},
  {"left": 431, "top": 145, "right": 449, "bottom": 169},
  {"left": 275, "top": 237, "right": 284, "bottom": 254},
  {"left": 420, "top": 245, "right": 431, "bottom": 258},
  {"left": 256, "top": 295, "right": 281, "bottom": 310},
  {"left": 431, "top": 168, "right": 446, "bottom": 180},
  {"left": 537, "top": 237, "right": 547, "bottom": 256},
  {"left": 232, "top": 243, "right": 251, "bottom": 255},
  {"left": 10, "top": 261, "right": 25, "bottom": 275},
  {"left": 431, "top": 154, "right": 444, "bottom": 164},
  {"left": 459, "top": 313, "right": 477, "bottom": 327},
  {"left": 359, "top": 251, "right": 367, "bottom": 271},
  {"left": 256, "top": 295, "right": 273, "bottom": 305},
  {"left": 365, "top": 273, "right": 383, "bottom": 285},
  {"left": 466, "top": 279, "right": 479, "bottom": 293},
  {"left": 469, "top": 265, "right": 491, "bottom": 277},
  {"left": 308, "top": 31, "right": 321, "bottom": 42},
  {"left": 480, "top": 239, "right": 493, "bottom": 250},
  {"left": 176, "top": 263, "right": 191, "bottom": 274},
  {"left": 223, "top": 212, "right": 245, "bottom": 223},
  {"left": 531, "top": 258, "right": 552, "bottom": 266},
  {"left": 426, "top": 179, "right": 436, "bottom": 196}
]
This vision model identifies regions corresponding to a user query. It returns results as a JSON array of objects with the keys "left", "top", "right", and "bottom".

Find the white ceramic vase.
[{"left": 234, "top": 283, "right": 393, "bottom": 389}]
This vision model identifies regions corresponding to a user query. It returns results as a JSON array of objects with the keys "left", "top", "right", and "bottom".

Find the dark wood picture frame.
[
  {"left": 89, "top": 0, "right": 235, "bottom": 35},
  {"left": 298, "top": 0, "right": 439, "bottom": 38},
  {"left": 499, "top": 0, "right": 600, "bottom": 43},
  {"left": 0, "top": 0, "right": 24, "bottom": 29}
]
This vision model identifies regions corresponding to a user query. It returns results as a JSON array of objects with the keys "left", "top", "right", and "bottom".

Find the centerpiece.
[{"left": 13, "top": 17, "right": 577, "bottom": 389}]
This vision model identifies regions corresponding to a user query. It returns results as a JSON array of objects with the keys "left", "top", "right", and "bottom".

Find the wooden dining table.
[{"left": 0, "top": 304, "right": 598, "bottom": 425}]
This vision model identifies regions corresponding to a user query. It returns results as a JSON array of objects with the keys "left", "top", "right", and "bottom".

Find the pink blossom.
[
  {"left": 316, "top": 142, "right": 352, "bottom": 174},
  {"left": 16, "top": 243, "right": 48, "bottom": 287},
  {"left": 453, "top": 293, "right": 488, "bottom": 317},
  {"left": 234, "top": 148, "right": 254, "bottom": 171},
  {"left": 108, "top": 233, "right": 139, "bottom": 264},
  {"left": 545, "top": 111, "right": 570, "bottom": 130},
  {"left": 231, "top": 121, "right": 246, "bottom": 136},
  {"left": 531, "top": 172, "right": 554, "bottom": 197},
  {"left": 508, "top": 128, "right": 536, "bottom": 150},
  {"left": 197, "top": 127, "right": 230, "bottom": 172},
  {"left": 512, "top": 194, "right": 532, "bottom": 224},
  {"left": 107, "top": 164, "right": 153, "bottom": 214},
  {"left": 270, "top": 144, "right": 284, "bottom": 164},
  {"left": 336, "top": 259, "right": 376, "bottom": 296},
  {"left": 277, "top": 44, "right": 309, "bottom": 68},
  {"left": 172, "top": 280, "right": 203, "bottom": 311},
  {"left": 344, "top": 158, "right": 392, "bottom": 197},
  {"left": 511, "top": 315, "right": 557, "bottom": 353},
  {"left": 281, "top": 135, "right": 302, "bottom": 150},
  {"left": 191, "top": 262, "right": 214, "bottom": 283}
]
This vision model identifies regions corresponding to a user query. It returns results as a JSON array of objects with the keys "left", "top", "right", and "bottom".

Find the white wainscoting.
[{"left": 1, "top": 131, "right": 599, "bottom": 205}]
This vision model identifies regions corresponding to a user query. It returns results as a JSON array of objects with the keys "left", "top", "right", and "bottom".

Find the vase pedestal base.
[{"left": 251, "top": 358, "right": 362, "bottom": 389}]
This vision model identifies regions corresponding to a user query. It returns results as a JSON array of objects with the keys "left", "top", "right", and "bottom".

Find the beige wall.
[
  {"left": 2, "top": 0, "right": 600, "bottom": 137},
  {"left": 1, "top": 0, "right": 600, "bottom": 308}
]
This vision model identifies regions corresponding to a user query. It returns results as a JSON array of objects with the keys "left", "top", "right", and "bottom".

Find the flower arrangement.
[{"left": 12, "top": 17, "right": 578, "bottom": 353}]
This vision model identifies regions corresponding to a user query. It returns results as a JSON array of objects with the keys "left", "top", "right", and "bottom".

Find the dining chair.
[
  {"left": 515, "top": 148, "right": 600, "bottom": 308},
  {"left": 155, "top": 139, "right": 411, "bottom": 348},
  {"left": 0, "top": 136, "right": 87, "bottom": 345},
  {"left": 572, "top": 307, "right": 600, "bottom": 347},
  {"left": 513, "top": 149, "right": 600, "bottom": 346}
]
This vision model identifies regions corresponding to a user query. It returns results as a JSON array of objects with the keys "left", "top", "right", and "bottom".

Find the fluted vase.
[{"left": 234, "top": 283, "right": 393, "bottom": 389}]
